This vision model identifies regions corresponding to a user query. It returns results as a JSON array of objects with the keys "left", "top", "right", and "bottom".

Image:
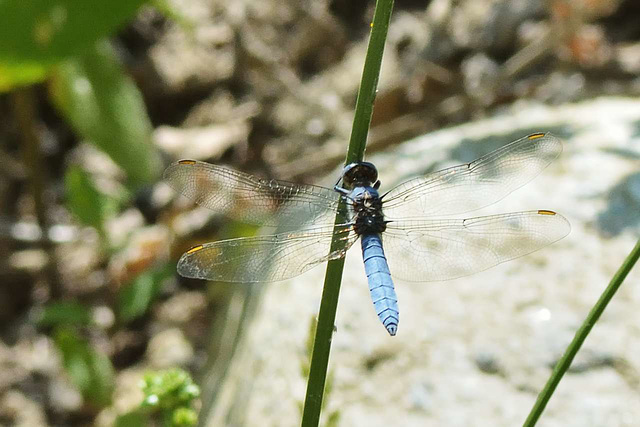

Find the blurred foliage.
[
  {"left": 0, "top": 62, "right": 49, "bottom": 92},
  {"left": 64, "top": 164, "right": 119, "bottom": 238},
  {"left": 51, "top": 41, "right": 161, "bottom": 189},
  {"left": 115, "top": 368, "right": 200, "bottom": 427},
  {"left": 0, "top": 0, "right": 148, "bottom": 90},
  {"left": 114, "top": 410, "right": 147, "bottom": 427},
  {"left": 40, "top": 303, "right": 116, "bottom": 407},
  {"left": 38, "top": 301, "right": 93, "bottom": 327},
  {"left": 54, "top": 326, "right": 115, "bottom": 407},
  {"left": 118, "top": 263, "right": 175, "bottom": 323},
  {"left": 0, "top": 0, "right": 189, "bottom": 417}
]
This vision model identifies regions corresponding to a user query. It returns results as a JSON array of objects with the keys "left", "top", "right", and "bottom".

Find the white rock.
[{"left": 202, "top": 97, "right": 640, "bottom": 427}]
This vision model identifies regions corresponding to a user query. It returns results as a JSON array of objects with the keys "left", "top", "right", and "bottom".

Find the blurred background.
[{"left": 1, "top": 0, "right": 640, "bottom": 426}]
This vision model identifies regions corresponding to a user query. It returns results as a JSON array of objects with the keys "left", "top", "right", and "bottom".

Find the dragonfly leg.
[{"left": 334, "top": 184, "right": 350, "bottom": 195}]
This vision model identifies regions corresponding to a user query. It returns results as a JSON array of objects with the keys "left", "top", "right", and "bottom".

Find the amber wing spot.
[
  {"left": 186, "top": 245, "right": 204, "bottom": 254},
  {"left": 178, "top": 159, "right": 197, "bottom": 165},
  {"left": 528, "top": 133, "right": 546, "bottom": 140},
  {"left": 537, "top": 209, "right": 556, "bottom": 215}
]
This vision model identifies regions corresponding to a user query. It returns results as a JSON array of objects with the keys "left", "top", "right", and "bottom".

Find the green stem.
[
  {"left": 300, "top": 1, "right": 395, "bottom": 426},
  {"left": 523, "top": 237, "right": 640, "bottom": 426},
  {"left": 345, "top": 2, "right": 394, "bottom": 164},
  {"left": 12, "top": 88, "right": 62, "bottom": 299}
]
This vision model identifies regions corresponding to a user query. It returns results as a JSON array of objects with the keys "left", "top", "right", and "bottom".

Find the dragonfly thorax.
[{"left": 349, "top": 186, "right": 387, "bottom": 235}]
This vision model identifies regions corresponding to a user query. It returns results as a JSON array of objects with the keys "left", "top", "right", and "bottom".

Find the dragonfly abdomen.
[{"left": 361, "top": 233, "right": 399, "bottom": 336}]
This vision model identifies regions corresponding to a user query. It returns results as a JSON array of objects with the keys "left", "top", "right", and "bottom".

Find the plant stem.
[
  {"left": 523, "top": 237, "right": 640, "bottom": 426},
  {"left": 300, "top": 1, "right": 395, "bottom": 426},
  {"left": 345, "top": 2, "right": 394, "bottom": 164},
  {"left": 12, "top": 88, "right": 63, "bottom": 299}
]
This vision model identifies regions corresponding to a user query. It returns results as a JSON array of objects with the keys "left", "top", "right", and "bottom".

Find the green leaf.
[
  {"left": 0, "top": 0, "right": 149, "bottom": 92},
  {"left": 141, "top": 369, "right": 200, "bottom": 410},
  {"left": 171, "top": 407, "right": 198, "bottom": 426},
  {"left": 0, "top": 62, "right": 49, "bottom": 92},
  {"left": 54, "top": 326, "right": 115, "bottom": 406},
  {"left": 118, "top": 264, "right": 173, "bottom": 322},
  {"left": 118, "top": 272, "right": 156, "bottom": 323},
  {"left": 0, "top": 0, "right": 147, "bottom": 65},
  {"left": 38, "top": 301, "right": 92, "bottom": 327},
  {"left": 50, "top": 41, "right": 161, "bottom": 189},
  {"left": 64, "top": 164, "right": 115, "bottom": 234}
]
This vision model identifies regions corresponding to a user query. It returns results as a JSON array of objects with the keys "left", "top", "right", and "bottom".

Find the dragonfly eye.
[{"left": 342, "top": 162, "right": 378, "bottom": 188}]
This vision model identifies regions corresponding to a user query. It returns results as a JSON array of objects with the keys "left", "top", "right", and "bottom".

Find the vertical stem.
[
  {"left": 300, "top": 226, "right": 347, "bottom": 427},
  {"left": 301, "top": 1, "right": 395, "bottom": 426},
  {"left": 523, "top": 238, "right": 640, "bottom": 426},
  {"left": 12, "top": 88, "right": 62, "bottom": 299},
  {"left": 345, "top": 1, "right": 395, "bottom": 164}
]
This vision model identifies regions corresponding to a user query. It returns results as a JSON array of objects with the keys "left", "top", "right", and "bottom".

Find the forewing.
[
  {"left": 382, "top": 133, "right": 562, "bottom": 219},
  {"left": 164, "top": 160, "right": 341, "bottom": 229},
  {"left": 382, "top": 210, "right": 570, "bottom": 282},
  {"left": 177, "top": 224, "right": 358, "bottom": 282}
]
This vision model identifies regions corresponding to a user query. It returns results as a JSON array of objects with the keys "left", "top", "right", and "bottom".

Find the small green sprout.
[{"left": 140, "top": 368, "right": 200, "bottom": 427}]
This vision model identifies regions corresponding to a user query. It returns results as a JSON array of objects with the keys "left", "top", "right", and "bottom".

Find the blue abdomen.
[{"left": 361, "top": 233, "right": 399, "bottom": 336}]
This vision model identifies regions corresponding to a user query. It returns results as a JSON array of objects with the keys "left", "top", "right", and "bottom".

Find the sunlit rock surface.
[{"left": 203, "top": 97, "right": 640, "bottom": 427}]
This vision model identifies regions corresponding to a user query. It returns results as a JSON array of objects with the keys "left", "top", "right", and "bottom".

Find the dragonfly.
[{"left": 164, "top": 132, "right": 570, "bottom": 336}]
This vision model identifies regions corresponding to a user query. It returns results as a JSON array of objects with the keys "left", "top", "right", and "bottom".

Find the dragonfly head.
[{"left": 341, "top": 162, "right": 379, "bottom": 189}]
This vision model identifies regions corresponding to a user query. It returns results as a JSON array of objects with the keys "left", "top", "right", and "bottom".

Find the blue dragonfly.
[{"left": 164, "top": 132, "right": 570, "bottom": 336}]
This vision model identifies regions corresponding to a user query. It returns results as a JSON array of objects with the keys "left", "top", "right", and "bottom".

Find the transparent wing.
[
  {"left": 382, "top": 133, "right": 562, "bottom": 219},
  {"left": 382, "top": 210, "right": 570, "bottom": 282},
  {"left": 164, "top": 160, "right": 341, "bottom": 230},
  {"left": 177, "top": 224, "right": 358, "bottom": 282}
]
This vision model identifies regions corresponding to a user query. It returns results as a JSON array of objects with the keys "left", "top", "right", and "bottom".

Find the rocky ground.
[{"left": 207, "top": 97, "right": 640, "bottom": 427}]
